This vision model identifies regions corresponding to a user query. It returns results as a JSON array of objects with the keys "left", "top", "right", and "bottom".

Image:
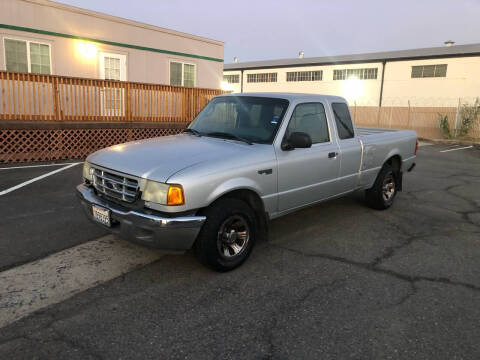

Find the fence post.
[
  {"left": 53, "top": 77, "right": 61, "bottom": 121},
  {"left": 125, "top": 82, "right": 131, "bottom": 121},
  {"left": 388, "top": 104, "right": 393, "bottom": 128},
  {"left": 407, "top": 100, "right": 411, "bottom": 128},
  {"left": 453, "top": 97, "right": 461, "bottom": 138}
]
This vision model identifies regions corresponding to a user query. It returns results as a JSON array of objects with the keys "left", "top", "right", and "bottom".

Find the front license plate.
[{"left": 92, "top": 205, "right": 111, "bottom": 227}]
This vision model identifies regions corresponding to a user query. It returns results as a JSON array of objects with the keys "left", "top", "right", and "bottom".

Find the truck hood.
[{"left": 87, "top": 134, "right": 257, "bottom": 183}]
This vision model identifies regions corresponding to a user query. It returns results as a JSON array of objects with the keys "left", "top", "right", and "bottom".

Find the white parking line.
[
  {"left": 0, "top": 163, "right": 80, "bottom": 196},
  {"left": 0, "top": 162, "right": 81, "bottom": 170},
  {"left": 440, "top": 146, "right": 474, "bottom": 153},
  {"left": 0, "top": 235, "right": 164, "bottom": 327}
]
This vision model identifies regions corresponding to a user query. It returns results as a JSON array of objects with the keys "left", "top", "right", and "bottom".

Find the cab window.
[
  {"left": 332, "top": 102, "right": 354, "bottom": 140},
  {"left": 285, "top": 102, "right": 329, "bottom": 144}
]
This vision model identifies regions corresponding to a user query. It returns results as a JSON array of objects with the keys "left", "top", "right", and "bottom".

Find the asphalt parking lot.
[{"left": 0, "top": 143, "right": 479, "bottom": 359}]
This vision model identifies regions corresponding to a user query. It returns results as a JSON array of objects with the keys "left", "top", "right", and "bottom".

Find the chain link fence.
[{"left": 350, "top": 97, "right": 480, "bottom": 140}]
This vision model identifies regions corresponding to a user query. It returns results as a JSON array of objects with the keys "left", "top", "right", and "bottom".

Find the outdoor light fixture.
[{"left": 76, "top": 40, "right": 98, "bottom": 60}]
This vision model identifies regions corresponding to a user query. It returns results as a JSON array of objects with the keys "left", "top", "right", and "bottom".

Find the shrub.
[
  {"left": 438, "top": 114, "right": 452, "bottom": 139},
  {"left": 458, "top": 98, "right": 480, "bottom": 138}
]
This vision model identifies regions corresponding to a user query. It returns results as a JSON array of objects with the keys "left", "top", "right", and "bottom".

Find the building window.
[
  {"left": 286, "top": 70, "right": 323, "bottom": 82},
  {"left": 223, "top": 74, "right": 240, "bottom": 83},
  {"left": 4, "top": 38, "right": 51, "bottom": 74},
  {"left": 170, "top": 61, "right": 196, "bottom": 87},
  {"left": 333, "top": 68, "right": 377, "bottom": 80},
  {"left": 246, "top": 73, "right": 277, "bottom": 83},
  {"left": 411, "top": 64, "right": 447, "bottom": 78}
]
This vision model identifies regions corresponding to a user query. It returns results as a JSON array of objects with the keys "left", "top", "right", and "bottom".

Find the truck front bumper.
[{"left": 76, "top": 184, "right": 206, "bottom": 251}]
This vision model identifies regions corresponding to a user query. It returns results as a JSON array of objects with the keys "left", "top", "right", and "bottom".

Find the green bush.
[
  {"left": 438, "top": 114, "right": 452, "bottom": 139},
  {"left": 458, "top": 98, "right": 480, "bottom": 138}
]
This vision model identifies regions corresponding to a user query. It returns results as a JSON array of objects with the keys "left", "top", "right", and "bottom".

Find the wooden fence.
[
  {"left": 0, "top": 71, "right": 225, "bottom": 163},
  {"left": 351, "top": 105, "right": 480, "bottom": 139},
  {"left": 0, "top": 71, "right": 224, "bottom": 122}
]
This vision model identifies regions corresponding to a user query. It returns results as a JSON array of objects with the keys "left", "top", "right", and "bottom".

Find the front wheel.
[
  {"left": 365, "top": 164, "right": 397, "bottom": 210},
  {"left": 194, "top": 198, "right": 256, "bottom": 271}
]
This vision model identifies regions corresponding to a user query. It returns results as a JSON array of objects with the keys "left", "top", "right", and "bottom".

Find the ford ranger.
[{"left": 77, "top": 93, "right": 417, "bottom": 271}]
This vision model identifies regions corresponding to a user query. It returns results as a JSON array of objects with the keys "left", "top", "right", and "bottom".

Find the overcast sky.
[{"left": 57, "top": 0, "right": 480, "bottom": 64}]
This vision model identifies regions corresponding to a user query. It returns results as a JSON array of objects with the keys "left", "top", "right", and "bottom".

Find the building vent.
[
  {"left": 298, "top": 51, "right": 304, "bottom": 59},
  {"left": 444, "top": 40, "right": 455, "bottom": 47}
]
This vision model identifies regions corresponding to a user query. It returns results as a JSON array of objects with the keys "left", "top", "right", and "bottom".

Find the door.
[
  {"left": 276, "top": 102, "right": 340, "bottom": 212},
  {"left": 330, "top": 102, "right": 362, "bottom": 192},
  {"left": 99, "top": 52, "right": 126, "bottom": 116}
]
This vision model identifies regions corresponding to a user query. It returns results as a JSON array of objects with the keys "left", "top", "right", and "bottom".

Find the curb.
[{"left": 419, "top": 138, "right": 480, "bottom": 149}]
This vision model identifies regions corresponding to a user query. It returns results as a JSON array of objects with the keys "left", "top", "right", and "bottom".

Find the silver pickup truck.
[{"left": 77, "top": 93, "right": 417, "bottom": 271}]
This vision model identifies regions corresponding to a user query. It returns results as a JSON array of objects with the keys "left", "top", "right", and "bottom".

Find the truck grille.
[{"left": 92, "top": 168, "right": 139, "bottom": 203}]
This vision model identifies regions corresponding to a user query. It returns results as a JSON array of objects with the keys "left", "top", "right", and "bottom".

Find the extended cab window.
[
  {"left": 286, "top": 103, "right": 329, "bottom": 144},
  {"left": 332, "top": 102, "right": 354, "bottom": 140}
]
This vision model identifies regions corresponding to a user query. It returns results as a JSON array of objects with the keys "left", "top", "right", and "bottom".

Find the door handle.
[{"left": 328, "top": 152, "right": 338, "bottom": 158}]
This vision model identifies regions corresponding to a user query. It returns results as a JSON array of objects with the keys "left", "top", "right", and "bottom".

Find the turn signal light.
[
  {"left": 167, "top": 185, "right": 185, "bottom": 206},
  {"left": 414, "top": 140, "right": 418, "bottom": 155}
]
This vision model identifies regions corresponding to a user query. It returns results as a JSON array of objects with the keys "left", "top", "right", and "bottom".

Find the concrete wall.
[
  {"left": 382, "top": 57, "right": 480, "bottom": 106},
  {"left": 225, "top": 63, "right": 384, "bottom": 106},
  {"left": 0, "top": 0, "right": 224, "bottom": 89},
  {"left": 224, "top": 56, "right": 480, "bottom": 107}
]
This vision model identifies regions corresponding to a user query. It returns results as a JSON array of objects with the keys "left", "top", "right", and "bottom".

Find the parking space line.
[
  {"left": 0, "top": 235, "right": 164, "bottom": 327},
  {"left": 439, "top": 146, "right": 473, "bottom": 153},
  {"left": 0, "top": 162, "right": 82, "bottom": 170},
  {"left": 0, "top": 163, "right": 80, "bottom": 196}
]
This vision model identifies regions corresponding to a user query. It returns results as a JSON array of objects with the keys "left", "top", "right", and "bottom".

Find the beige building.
[
  {"left": 0, "top": 0, "right": 224, "bottom": 88},
  {"left": 223, "top": 44, "right": 480, "bottom": 106}
]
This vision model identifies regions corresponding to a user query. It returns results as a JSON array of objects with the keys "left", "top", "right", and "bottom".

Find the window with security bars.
[
  {"left": 333, "top": 68, "right": 378, "bottom": 80},
  {"left": 170, "top": 62, "right": 196, "bottom": 87},
  {"left": 286, "top": 70, "right": 323, "bottom": 82},
  {"left": 4, "top": 38, "right": 51, "bottom": 74},
  {"left": 223, "top": 74, "right": 240, "bottom": 83},
  {"left": 246, "top": 73, "right": 277, "bottom": 83},
  {"left": 411, "top": 64, "right": 447, "bottom": 78}
]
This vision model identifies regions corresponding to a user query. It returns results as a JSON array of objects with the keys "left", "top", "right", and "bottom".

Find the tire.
[
  {"left": 194, "top": 198, "right": 257, "bottom": 272},
  {"left": 365, "top": 164, "right": 397, "bottom": 210}
]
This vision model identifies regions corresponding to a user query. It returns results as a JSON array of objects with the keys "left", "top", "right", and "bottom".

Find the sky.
[{"left": 57, "top": 0, "right": 480, "bottom": 64}]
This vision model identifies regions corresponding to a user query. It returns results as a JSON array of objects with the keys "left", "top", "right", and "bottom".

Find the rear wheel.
[
  {"left": 194, "top": 198, "right": 256, "bottom": 271},
  {"left": 365, "top": 164, "right": 397, "bottom": 210}
]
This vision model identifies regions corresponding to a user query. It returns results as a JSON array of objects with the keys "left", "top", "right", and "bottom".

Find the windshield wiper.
[
  {"left": 183, "top": 128, "right": 203, "bottom": 137},
  {"left": 206, "top": 132, "right": 253, "bottom": 145}
]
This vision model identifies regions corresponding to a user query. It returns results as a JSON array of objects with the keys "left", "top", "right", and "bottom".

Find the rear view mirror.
[{"left": 282, "top": 132, "right": 312, "bottom": 150}]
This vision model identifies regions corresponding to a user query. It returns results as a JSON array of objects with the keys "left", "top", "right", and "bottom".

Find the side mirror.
[
  {"left": 282, "top": 132, "right": 312, "bottom": 151},
  {"left": 185, "top": 121, "right": 191, "bottom": 128}
]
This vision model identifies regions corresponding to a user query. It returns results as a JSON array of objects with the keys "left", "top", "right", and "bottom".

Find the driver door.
[{"left": 276, "top": 102, "right": 340, "bottom": 212}]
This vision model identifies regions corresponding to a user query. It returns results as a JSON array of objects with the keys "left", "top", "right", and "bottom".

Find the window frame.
[
  {"left": 169, "top": 60, "right": 196, "bottom": 87},
  {"left": 283, "top": 102, "right": 332, "bottom": 146},
  {"left": 331, "top": 102, "right": 355, "bottom": 140},
  {"left": 411, "top": 64, "right": 447, "bottom": 78},
  {"left": 333, "top": 67, "right": 378, "bottom": 81},
  {"left": 98, "top": 52, "right": 127, "bottom": 81},
  {"left": 3, "top": 36, "right": 52, "bottom": 74},
  {"left": 246, "top": 72, "right": 278, "bottom": 83},
  {"left": 223, "top": 74, "right": 240, "bottom": 84},
  {"left": 286, "top": 70, "right": 323, "bottom": 82}
]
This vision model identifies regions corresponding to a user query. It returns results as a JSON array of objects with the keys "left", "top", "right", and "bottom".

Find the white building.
[{"left": 223, "top": 44, "right": 480, "bottom": 107}]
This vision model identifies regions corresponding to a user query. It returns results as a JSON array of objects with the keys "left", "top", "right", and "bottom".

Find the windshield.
[{"left": 189, "top": 96, "right": 290, "bottom": 144}]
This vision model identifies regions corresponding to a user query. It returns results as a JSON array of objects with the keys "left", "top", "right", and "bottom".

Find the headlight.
[
  {"left": 142, "top": 181, "right": 185, "bottom": 206},
  {"left": 82, "top": 162, "right": 93, "bottom": 182}
]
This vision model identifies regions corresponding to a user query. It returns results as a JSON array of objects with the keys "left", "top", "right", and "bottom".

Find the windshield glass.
[{"left": 189, "top": 96, "right": 290, "bottom": 144}]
